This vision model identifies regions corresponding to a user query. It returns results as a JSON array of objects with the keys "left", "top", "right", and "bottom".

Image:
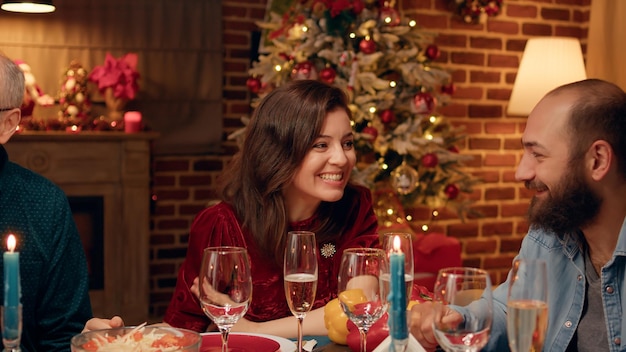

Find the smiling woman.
[{"left": 154, "top": 80, "right": 381, "bottom": 339}]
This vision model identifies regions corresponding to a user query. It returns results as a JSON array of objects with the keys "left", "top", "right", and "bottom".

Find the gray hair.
[{"left": 0, "top": 54, "right": 25, "bottom": 110}]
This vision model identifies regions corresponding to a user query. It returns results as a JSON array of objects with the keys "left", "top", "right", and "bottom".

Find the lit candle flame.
[
  {"left": 393, "top": 235, "right": 402, "bottom": 253},
  {"left": 7, "top": 234, "right": 16, "bottom": 252}
]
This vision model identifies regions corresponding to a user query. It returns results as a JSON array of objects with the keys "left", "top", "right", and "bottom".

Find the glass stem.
[
  {"left": 359, "top": 328, "right": 368, "bottom": 352},
  {"left": 296, "top": 316, "right": 305, "bottom": 352},
  {"left": 219, "top": 327, "right": 230, "bottom": 352}
]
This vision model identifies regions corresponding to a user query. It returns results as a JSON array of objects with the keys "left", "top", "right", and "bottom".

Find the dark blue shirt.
[{"left": 0, "top": 145, "right": 92, "bottom": 351}]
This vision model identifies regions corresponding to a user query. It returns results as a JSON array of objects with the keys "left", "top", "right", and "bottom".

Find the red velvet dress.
[{"left": 163, "top": 184, "right": 379, "bottom": 332}]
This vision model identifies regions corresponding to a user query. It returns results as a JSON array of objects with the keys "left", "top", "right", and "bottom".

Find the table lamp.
[{"left": 508, "top": 37, "right": 587, "bottom": 116}]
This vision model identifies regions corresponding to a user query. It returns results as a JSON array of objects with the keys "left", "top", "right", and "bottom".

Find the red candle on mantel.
[
  {"left": 65, "top": 125, "right": 81, "bottom": 133},
  {"left": 124, "top": 111, "right": 142, "bottom": 133}
]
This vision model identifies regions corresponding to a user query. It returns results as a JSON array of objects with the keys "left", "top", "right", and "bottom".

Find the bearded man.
[{"left": 409, "top": 78, "right": 626, "bottom": 352}]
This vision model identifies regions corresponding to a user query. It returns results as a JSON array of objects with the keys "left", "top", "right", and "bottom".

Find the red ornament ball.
[
  {"left": 379, "top": 6, "right": 401, "bottom": 26},
  {"left": 441, "top": 82, "right": 456, "bottom": 95},
  {"left": 291, "top": 61, "right": 318, "bottom": 80},
  {"left": 379, "top": 109, "right": 395, "bottom": 124},
  {"left": 421, "top": 153, "right": 439, "bottom": 168},
  {"left": 413, "top": 92, "right": 436, "bottom": 114},
  {"left": 246, "top": 77, "right": 262, "bottom": 94},
  {"left": 359, "top": 38, "right": 377, "bottom": 55},
  {"left": 320, "top": 67, "right": 337, "bottom": 84},
  {"left": 444, "top": 184, "right": 460, "bottom": 200},
  {"left": 425, "top": 44, "right": 440, "bottom": 61},
  {"left": 278, "top": 52, "right": 292, "bottom": 61},
  {"left": 361, "top": 126, "right": 378, "bottom": 140}
]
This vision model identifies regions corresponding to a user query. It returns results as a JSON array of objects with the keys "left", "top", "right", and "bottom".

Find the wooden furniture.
[{"left": 5, "top": 131, "right": 158, "bottom": 323}]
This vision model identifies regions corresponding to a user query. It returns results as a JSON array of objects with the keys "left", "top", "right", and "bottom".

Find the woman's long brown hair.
[{"left": 218, "top": 79, "right": 357, "bottom": 265}]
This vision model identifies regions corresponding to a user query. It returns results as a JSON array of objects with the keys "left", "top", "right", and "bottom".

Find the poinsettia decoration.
[{"left": 88, "top": 52, "right": 140, "bottom": 100}]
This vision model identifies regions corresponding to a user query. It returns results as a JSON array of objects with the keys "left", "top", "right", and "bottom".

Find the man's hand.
[
  {"left": 409, "top": 302, "right": 463, "bottom": 352},
  {"left": 82, "top": 316, "right": 125, "bottom": 333}
]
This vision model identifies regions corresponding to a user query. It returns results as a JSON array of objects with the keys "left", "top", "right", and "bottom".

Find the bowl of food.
[{"left": 70, "top": 325, "right": 202, "bottom": 351}]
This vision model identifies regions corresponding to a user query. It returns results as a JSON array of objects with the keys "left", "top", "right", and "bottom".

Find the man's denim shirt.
[{"left": 463, "top": 216, "right": 626, "bottom": 351}]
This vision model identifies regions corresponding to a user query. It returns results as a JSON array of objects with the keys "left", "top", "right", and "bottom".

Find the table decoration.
[
  {"left": 2, "top": 234, "right": 21, "bottom": 351},
  {"left": 387, "top": 235, "right": 408, "bottom": 352}
]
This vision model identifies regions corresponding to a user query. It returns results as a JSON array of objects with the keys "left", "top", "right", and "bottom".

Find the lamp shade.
[
  {"left": 1, "top": 0, "right": 55, "bottom": 13},
  {"left": 507, "top": 37, "right": 587, "bottom": 116}
]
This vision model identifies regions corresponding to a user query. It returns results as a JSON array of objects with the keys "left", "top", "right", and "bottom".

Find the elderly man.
[{"left": 0, "top": 53, "right": 92, "bottom": 351}]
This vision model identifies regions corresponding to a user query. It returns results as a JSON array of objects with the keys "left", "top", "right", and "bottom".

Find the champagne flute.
[
  {"left": 432, "top": 267, "right": 493, "bottom": 352},
  {"left": 284, "top": 231, "right": 318, "bottom": 352},
  {"left": 199, "top": 246, "right": 252, "bottom": 352},
  {"left": 338, "top": 248, "right": 389, "bottom": 352},
  {"left": 507, "top": 259, "right": 548, "bottom": 352},
  {"left": 382, "top": 232, "right": 414, "bottom": 299}
]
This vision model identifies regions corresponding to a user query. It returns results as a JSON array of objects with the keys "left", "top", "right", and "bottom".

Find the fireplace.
[
  {"left": 5, "top": 131, "right": 158, "bottom": 323},
  {"left": 69, "top": 196, "right": 105, "bottom": 290}
]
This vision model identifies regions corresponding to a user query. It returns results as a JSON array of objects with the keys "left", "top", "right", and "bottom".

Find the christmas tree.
[{"left": 241, "top": 0, "right": 479, "bottom": 231}]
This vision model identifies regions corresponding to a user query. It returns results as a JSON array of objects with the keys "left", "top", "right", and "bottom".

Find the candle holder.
[{"left": 1, "top": 305, "right": 22, "bottom": 351}]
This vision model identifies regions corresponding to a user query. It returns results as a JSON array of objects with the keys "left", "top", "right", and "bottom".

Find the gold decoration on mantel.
[{"left": 104, "top": 87, "right": 128, "bottom": 122}]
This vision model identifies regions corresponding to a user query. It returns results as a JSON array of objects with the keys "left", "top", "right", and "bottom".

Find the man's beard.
[{"left": 526, "top": 162, "right": 602, "bottom": 234}]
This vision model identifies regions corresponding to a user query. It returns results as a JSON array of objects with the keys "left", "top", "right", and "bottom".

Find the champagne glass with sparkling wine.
[
  {"left": 432, "top": 267, "right": 493, "bottom": 352},
  {"left": 507, "top": 259, "right": 548, "bottom": 352},
  {"left": 199, "top": 246, "right": 253, "bottom": 352},
  {"left": 338, "top": 248, "right": 389, "bottom": 352},
  {"left": 284, "top": 231, "right": 318, "bottom": 352}
]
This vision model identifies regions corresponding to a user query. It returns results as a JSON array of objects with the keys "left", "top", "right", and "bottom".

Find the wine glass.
[
  {"left": 284, "top": 231, "right": 318, "bottom": 352},
  {"left": 507, "top": 259, "right": 548, "bottom": 352},
  {"left": 338, "top": 248, "right": 389, "bottom": 352},
  {"left": 432, "top": 267, "right": 493, "bottom": 352},
  {"left": 199, "top": 246, "right": 253, "bottom": 352},
  {"left": 382, "top": 232, "right": 414, "bottom": 299}
]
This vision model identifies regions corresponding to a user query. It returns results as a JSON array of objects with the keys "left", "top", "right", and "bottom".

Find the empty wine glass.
[
  {"left": 507, "top": 259, "right": 548, "bottom": 352},
  {"left": 338, "top": 248, "right": 389, "bottom": 352},
  {"left": 199, "top": 246, "right": 252, "bottom": 352},
  {"left": 382, "top": 232, "right": 414, "bottom": 299},
  {"left": 432, "top": 267, "right": 493, "bottom": 352},
  {"left": 284, "top": 231, "right": 318, "bottom": 352}
]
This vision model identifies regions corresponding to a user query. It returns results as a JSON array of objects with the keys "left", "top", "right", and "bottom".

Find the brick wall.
[{"left": 148, "top": 0, "right": 591, "bottom": 320}]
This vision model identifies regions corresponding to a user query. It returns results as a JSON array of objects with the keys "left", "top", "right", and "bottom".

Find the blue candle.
[
  {"left": 388, "top": 235, "right": 408, "bottom": 341},
  {"left": 3, "top": 234, "right": 21, "bottom": 342},
  {"left": 3, "top": 235, "right": 20, "bottom": 308}
]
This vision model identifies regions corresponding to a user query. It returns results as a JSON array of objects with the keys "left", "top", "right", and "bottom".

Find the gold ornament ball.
[{"left": 390, "top": 163, "right": 420, "bottom": 195}]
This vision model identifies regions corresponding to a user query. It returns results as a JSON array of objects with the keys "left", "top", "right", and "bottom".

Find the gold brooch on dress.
[{"left": 321, "top": 243, "right": 336, "bottom": 258}]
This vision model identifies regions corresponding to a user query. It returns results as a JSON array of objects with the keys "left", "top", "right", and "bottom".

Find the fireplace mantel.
[{"left": 5, "top": 131, "right": 158, "bottom": 323}]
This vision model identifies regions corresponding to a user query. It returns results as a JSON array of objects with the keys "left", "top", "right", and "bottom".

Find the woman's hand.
[
  {"left": 82, "top": 316, "right": 124, "bottom": 333},
  {"left": 190, "top": 277, "right": 200, "bottom": 299}
]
